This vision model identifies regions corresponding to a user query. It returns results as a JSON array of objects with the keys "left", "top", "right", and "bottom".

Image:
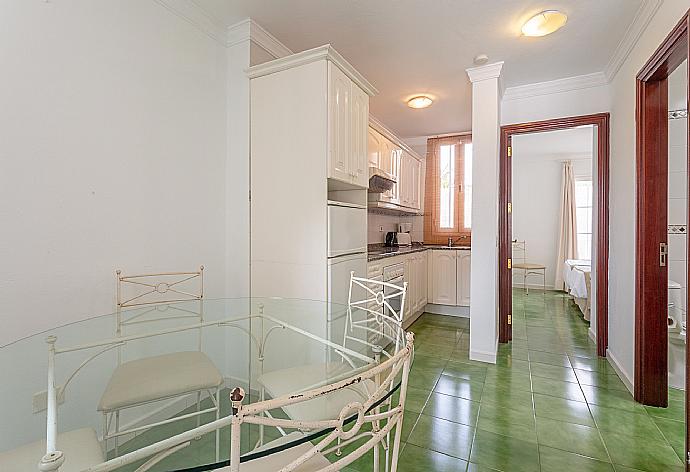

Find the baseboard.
[
  {"left": 606, "top": 348, "right": 634, "bottom": 395},
  {"left": 403, "top": 309, "right": 425, "bottom": 329},
  {"left": 588, "top": 327, "right": 596, "bottom": 344},
  {"left": 424, "top": 304, "right": 470, "bottom": 317},
  {"left": 470, "top": 338, "right": 498, "bottom": 364}
]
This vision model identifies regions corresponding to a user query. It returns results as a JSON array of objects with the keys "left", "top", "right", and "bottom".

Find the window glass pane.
[
  {"left": 439, "top": 144, "right": 455, "bottom": 229},
  {"left": 464, "top": 143, "right": 473, "bottom": 229},
  {"left": 575, "top": 179, "right": 593, "bottom": 259}
]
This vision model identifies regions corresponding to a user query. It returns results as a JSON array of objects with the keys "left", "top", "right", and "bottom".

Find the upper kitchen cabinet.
[
  {"left": 328, "top": 62, "right": 370, "bottom": 188},
  {"left": 368, "top": 118, "right": 423, "bottom": 214},
  {"left": 248, "top": 45, "right": 376, "bottom": 303}
]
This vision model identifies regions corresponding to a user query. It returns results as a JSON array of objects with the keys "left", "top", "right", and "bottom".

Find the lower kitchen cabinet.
[{"left": 428, "top": 249, "right": 471, "bottom": 307}]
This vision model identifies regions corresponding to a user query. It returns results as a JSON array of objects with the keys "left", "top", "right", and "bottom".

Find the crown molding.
[
  {"left": 370, "top": 116, "right": 423, "bottom": 160},
  {"left": 502, "top": 72, "right": 609, "bottom": 101},
  {"left": 466, "top": 62, "right": 504, "bottom": 83},
  {"left": 227, "top": 18, "right": 292, "bottom": 58},
  {"left": 153, "top": 0, "right": 227, "bottom": 46},
  {"left": 604, "top": 0, "right": 663, "bottom": 82},
  {"left": 248, "top": 44, "right": 378, "bottom": 96}
]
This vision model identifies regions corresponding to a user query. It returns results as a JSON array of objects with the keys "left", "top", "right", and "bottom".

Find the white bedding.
[{"left": 563, "top": 259, "right": 592, "bottom": 320}]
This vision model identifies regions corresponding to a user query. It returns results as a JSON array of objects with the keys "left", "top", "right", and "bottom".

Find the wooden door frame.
[
  {"left": 634, "top": 11, "right": 689, "bottom": 411},
  {"left": 498, "top": 113, "right": 610, "bottom": 358}
]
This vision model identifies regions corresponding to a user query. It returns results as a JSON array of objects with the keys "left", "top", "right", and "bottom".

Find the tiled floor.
[
  {"left": 386, "top": 290, "right": 686, "bottom": 472},
  {"left": 117, "top": 290, "right": 686, "bottom": 471}
]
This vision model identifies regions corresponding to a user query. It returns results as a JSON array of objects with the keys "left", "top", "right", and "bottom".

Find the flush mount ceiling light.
[
  {"left": 521, "top": 10, "right": 567, "bottom": 37},
  {"left": 407, "top": 95, "right": 433, "bottom": 109}
]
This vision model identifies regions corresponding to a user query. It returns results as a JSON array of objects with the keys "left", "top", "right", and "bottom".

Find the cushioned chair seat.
[
  {"left": 258, "top": 362, "right": 375, "bottom": 422},
  {"left": 513, "top": 263, "right": 546, "bottom": 270},
  {"left": 0, "top": 428, "right": 103, "bottom": 472},
  {"left": 214, "top": 432, "right": 333, "bottom": 472},
  {"left": 98, "top": 351, "right": 222, "bottom": 411}
]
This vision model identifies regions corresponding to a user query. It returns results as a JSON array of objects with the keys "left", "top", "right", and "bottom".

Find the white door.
[
  {"left": 456, "top": 250, "right": 471, "bottom": 307},
  {"left": 430, "top": 250, "right": 457, "bottom": 305},
  {"left": 350, "top": 84, "right": 369, "bottom": 188},
  {"left": 328, "top": 63, "right": 351, "bottom": 184}
]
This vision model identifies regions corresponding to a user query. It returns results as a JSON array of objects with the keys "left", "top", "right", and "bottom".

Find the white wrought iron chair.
[
  {"left": 255, "top": 273, "right": 408, "bottom": 432},
  {"left": 99, "top": 266, "right": 223, "bottom": 456},
  {"left": 512, "top": 240, "right": 546, "bottom": 295},
  {"left": 66, "top": 332, "right": 414, "bottom": 472}
]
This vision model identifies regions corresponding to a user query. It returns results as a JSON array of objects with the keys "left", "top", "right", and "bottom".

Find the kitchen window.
[
  {"left": 424, "top": 135, "right": 472, "bottom": 244},
  {"left": 575, "top": 179, "right": 593, "bottom": 260}
]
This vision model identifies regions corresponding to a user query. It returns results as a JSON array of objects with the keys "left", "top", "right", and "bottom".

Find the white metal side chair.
[
  {"left": 512, "top": 240, "right": 546, "bottom": 295},
  {"left": 255, "top": 274, "right": 408, "bottom": 432},
  {"left": 76, "top": 332, "right": 414, "bottom": 472},
  {"left": 99, "top": 267, "right": 223, "bottom": 456}
]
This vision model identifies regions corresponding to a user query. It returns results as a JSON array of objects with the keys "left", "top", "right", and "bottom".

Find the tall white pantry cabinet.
[{"left": 248, "top": 45, "right": 376, "bottom": 324}]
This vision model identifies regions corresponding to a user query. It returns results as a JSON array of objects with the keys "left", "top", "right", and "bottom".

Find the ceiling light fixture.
[
  {"left": 407, "top": 95, "right": 433, "bottom": 109},
  {"left": 521, "top": 10, "right": 567, "bottom": 37}
]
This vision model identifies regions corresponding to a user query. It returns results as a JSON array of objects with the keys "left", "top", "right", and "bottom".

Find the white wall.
[
  {"left": 367, "top": 213, "right": 424, "bottom": 244},
  {"left": 502, "top": 83, "right": 611, "bottom": 126},
  {"left": 0, "top": 1, "right": 228, "bottom": 346},
  {"left": 668, "top": 61, "right": 688, "bottom": 312},
  {"left": 510, "top": 141, "right": 592, "bottom": 289},
  {"left": 607, "top": 0, "right": 690, "bottom": 387}
]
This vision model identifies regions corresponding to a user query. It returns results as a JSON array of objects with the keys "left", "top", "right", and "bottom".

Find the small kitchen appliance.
[{"left": 384, "top": 232, "right": 398, "bottom": 247}]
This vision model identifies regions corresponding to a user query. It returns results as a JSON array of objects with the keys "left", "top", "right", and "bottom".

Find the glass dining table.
[{"left": 0, "top": 298, "right": 407, "bottom": 472}]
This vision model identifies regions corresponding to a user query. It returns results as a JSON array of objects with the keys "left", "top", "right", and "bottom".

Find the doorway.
[
  {"left": 634, "top": 11, "right": 689, "bottom": 467},
  {"left": 498, "top": 114, "right": 610, "bottom": 358}
]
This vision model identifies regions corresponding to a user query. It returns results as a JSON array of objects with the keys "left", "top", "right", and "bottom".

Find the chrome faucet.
[{"left": 448, "top": 235, "right": 469, "bottom": 247}]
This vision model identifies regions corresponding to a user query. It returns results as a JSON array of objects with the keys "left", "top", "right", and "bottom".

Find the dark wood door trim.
[
  {"left": 499, "top": 113, "right": 610, "bottom": 355},
  {"left": 634, "top": 8, "right": 689, "bottom": 412}
]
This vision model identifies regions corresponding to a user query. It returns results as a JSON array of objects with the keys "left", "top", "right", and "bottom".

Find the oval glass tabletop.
[{"left": 0, "top": 298, "right": 407, "bottom": 471}]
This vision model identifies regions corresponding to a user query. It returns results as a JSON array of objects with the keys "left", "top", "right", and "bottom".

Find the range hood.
[{"left": 368, "top": 167, "right": 396, "bottom": 193}]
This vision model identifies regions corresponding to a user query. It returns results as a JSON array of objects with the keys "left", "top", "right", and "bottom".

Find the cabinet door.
[
  {"left": 350, "top": 84, "right": 369, "bottom": 188},
  {"left": 328, "top": 63, "right": 351, "bottom": 183},
  {"left": 367, "top": 128, "right": 381, "bottom": 168},
  {"left": 389, "top": 148, "right": 401, "bottom": 204},
  {"left": 411, "top": 157, "right": 422, "bottom": 210},
  {"left": 399, "top": 152, "right": 411, "bottom": 207},
  {"left": 456, "top": 250, "right": 471, "bottom": 307},
  {"left": 430, "top": 250, "right": 457, "bottom": 305},
  {"left": 420, "top": 251, "right": 428, "bottom": 308},
  {"left": 404, "top": 257, "right": 414, "bottom": 322},
  {"left": 380, "top": 138, "right": 393, "bottom": 200}
]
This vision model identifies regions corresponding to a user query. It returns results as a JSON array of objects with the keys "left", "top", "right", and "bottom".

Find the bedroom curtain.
[{"left": 555, "top": 161, "right": 579, "bottom": 290}]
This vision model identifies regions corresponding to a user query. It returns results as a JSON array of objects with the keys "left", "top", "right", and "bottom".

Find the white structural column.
[{"left": 466, "top": 62, "right": 504, "bottom": 364}]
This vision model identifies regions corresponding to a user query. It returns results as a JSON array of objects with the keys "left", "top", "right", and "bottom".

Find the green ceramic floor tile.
[
  {"left": 415, "top": 341, "right": 457, "bottom": 359},
  {"left": 601, "top": 430, "right": 684, "bottom": 471},
  {"left": 575, "top": 369, "right": 629, "bottom": 391},
  {"left": 531, "top": 376, "right": 586, "bottom": 402},
  {"left": 528, "top": 350, "right": 572, "bottom": 367},
  {"left": 533, "top": 393, "right": 595, "bottom": 426},
  {"left": 393, "top": 385, "right": 432, "bottom": 414},
  {"left": 466, "top": 462, "right": 502, "bottom": 471},
  {"left": 645, "top": 397, "right": 685, "bottom": 421},
  {"left": 434, "top": 374, "right": 484, "bottom": 401},
  {"left": 652, "top": 416, "right": 685, "bottom": 445},
  {"left": 536, "top": 416, "right": 609, "bottom": 461},
  {"left": 406, "top": 414, "right": 474, "bottom": 460},
  {"left": 589, "top": 405, "right": 666, "bottom": 441},
  {"left": 442, "top": 360, "right": 488, "bottom": 382},
  {"left": 469, "top": 428, "right": 540, "bottom": 472},
  {"left": 539, "top": 446, "right": 614, "bottom": 472},
  {"left": 530, "top": 362, "right": 578, "bottom": 382},
  {"left": 423, "top": 392, "right": 480, "bottom": 426},
  {"left": 569, "top": 355, "right": 615, "bottom": 373},
  {"left": 580, "top": 385, "right": 645, "bottom": 413},
  {"left": 396, "top": 443, "right": 469, "bottom": 472}
]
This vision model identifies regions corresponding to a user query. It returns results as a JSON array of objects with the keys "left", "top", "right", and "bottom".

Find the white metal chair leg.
[
  {"left": 196, "top": 391, "right": 202, "bottom": 427},
  {"left": 115, "top": 410, "right": 120, "bottom": 457},
  {"left": 215, "top": 387, "right": 220, "bottom": 461},
  {"left": 524, "top": 270, "right": 529, "bottom": 295}
]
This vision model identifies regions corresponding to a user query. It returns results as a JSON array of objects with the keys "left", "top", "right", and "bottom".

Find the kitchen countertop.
[{"left": 367, "top": 243, "right": 471, "bottom": 262}]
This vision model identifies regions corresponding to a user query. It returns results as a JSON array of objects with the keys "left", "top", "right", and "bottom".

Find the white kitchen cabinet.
[
  {"left": 456, "top": 250, "right": 471, "bottom": 307},
  {"left": 327, "top": 62, "right": 369, "bottom": 188},
  {"left": 367, "top": 128, "right": 381, "bottom": 168},
  {"left": 413, "top": 251, "right": 428, "bottom": 313},
  {"left": 328, "top": 63, "right": 351, "bottom": 184},
  {"left": 410, "top": 156, "right": 422, "bottom": 210},
  {"left": 429, "top": 250, "right": 457, "bottom": 305},
  {"left": 350, "top": 84, "right": 369, "bottom": 188},
  {"left": 399, "top": 151, "right": 422, "bottom": 210}
]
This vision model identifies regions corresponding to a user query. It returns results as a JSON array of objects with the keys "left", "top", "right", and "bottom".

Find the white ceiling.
[
  {"left": 512, "top": 126, "right": 594, "bottom": 161},
  {"left": 195, "top": 0, "right": 642, "bottom": 138}
]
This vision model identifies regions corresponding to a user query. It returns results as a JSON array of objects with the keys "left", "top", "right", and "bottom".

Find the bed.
[{"left": 563, "top": 259, "right": 591, "bottom": 321}]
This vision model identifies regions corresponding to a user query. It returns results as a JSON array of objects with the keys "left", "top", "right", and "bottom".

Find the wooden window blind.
[{"left": 424, "top": 134, "right": 472, "bottom": 244}]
